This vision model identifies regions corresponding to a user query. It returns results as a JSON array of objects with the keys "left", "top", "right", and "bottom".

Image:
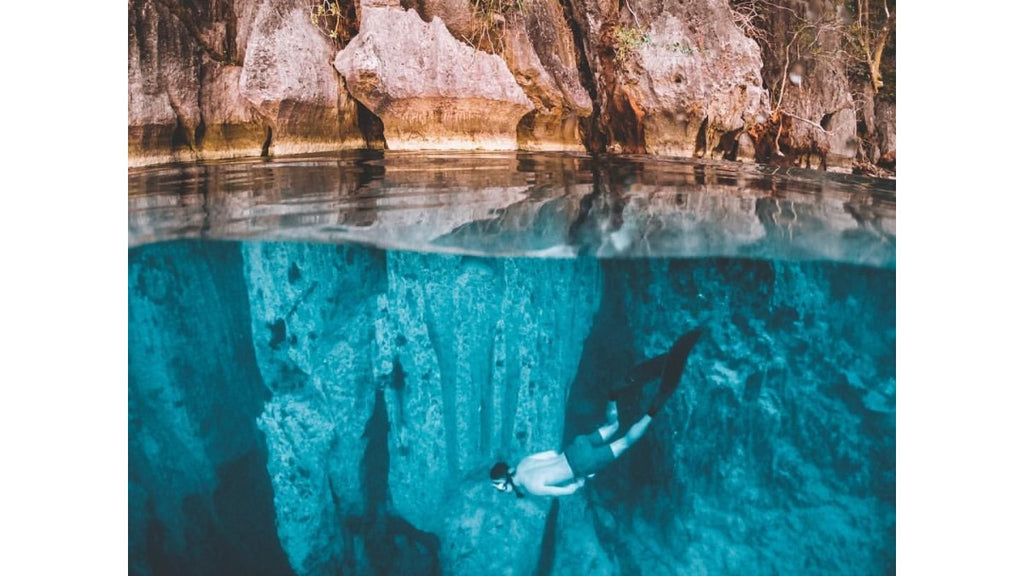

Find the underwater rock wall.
[
  {"left": 557, "top": 258, "right": 896, "bottom": 575},
  {"left": 237, "top": 242, "right": 602, "bottom": 574},
  {"left": 129, "top": 240, "right": 894, "bottom": 575},
  {"left": 128, "top": 241, "right": 293, "bottom": 576}
]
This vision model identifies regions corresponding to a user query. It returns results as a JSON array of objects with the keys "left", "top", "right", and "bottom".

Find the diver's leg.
[
  {"left": 610, "top": 353, "right": 668, "bottom": 401},
  {"left": 647, "top": 327, "right": 704, "bottom": 417},
  {"left": 592, "top": 401, "right": 620, "bottom": 443},
  {"left": 608, "top": 415, "right": 653, "bottom": 458}
]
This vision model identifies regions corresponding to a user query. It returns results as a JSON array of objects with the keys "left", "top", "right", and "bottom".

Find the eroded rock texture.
[
  {"left": 128, "top": 0, "right": 365, "bottom": 166},
  {"left": 130, "top": 238, "right": 895, "bottom": 575},
  {"left": 741, "top": 0, "right": 895, "bottom": 171},
  {"left": 128, "top": 1, "right": 895, "bottom": 168},
  {"left": 335, "top": 5, "right": 535, "bottom": 150},
  {"left": 128, "top": 241, "right": 293, "bottom": 576},
  {"left": 233, "top": 242, "right": 601, "bottom": 574}
]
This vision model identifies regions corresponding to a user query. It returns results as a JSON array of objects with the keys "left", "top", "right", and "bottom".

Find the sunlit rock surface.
[
  {"left": 239, "top": 0, "right": 366, "bottom": 156},
  {"left": 335, "top": 6, "right": 534, "bottom": 150},
  {"left": 126, "top": 0, "right": 894, "bottom": 170},
  {"left": 399, "top": 0, "right": 593, "bottom": 151},
  {"left": 127, "top": 0, "right": 364, "bottom": 167},
  {"left": 632, "top": 5, "right": 764, "bottom": 159}
]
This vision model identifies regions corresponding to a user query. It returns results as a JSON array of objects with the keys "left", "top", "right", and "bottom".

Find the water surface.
[{"left": 130, "top": 151, "right": 894, "bottom": 265}]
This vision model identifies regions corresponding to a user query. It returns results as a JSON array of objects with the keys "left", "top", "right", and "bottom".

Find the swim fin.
[
  {"left": 610, "top": 352, "right": 668, "bottom": 401},
  {"left": 647, "top": 326, "right": 704, "bottom": 417}
]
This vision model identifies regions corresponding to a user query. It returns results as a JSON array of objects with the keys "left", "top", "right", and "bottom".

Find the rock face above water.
[
  {"left": 563, "top": 0, "right": 765, "bottom": 159},
  {"left": 127, "top": 0, "right": 895, "bottom": 170},
  {"left": 128, "top": 0, "right": 365, "bottom": 166},
  {"left": 335, "top": 6, "right": 534, "bottom": 150}
]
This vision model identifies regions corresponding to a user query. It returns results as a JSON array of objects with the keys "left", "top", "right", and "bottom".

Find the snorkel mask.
[{"left": 490, "top": 462, "right": 524, "bottom": 498}]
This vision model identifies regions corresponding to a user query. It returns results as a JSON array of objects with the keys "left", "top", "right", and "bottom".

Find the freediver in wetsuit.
[{"left": 490, "top": 327, "right": 704, "bottom": 498}]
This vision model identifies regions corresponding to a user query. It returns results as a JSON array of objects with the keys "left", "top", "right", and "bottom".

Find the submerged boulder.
[{"left": 334, "top": 6, "right": 534, "bottom": 150}]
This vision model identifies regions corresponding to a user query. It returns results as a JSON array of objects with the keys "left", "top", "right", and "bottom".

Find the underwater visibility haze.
[{"left": 128, "top": 152, "right": 895, "bottom": 575}]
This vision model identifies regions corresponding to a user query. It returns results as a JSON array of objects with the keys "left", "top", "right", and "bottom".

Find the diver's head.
[{"left": 490, "top": 461, "right": 514, "bottom": 494}]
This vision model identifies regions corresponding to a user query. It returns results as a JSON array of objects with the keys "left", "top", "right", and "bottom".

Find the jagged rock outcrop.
[
  {"left": 557, "top": 0, "right": 767, "bottom": 159},
  {"left": 744, "top": 0, "right": 897, "bottom": 171},
  {"left": 242, "top": 242, "right": 385, "bottom": 575},
  {"left": 240, "top": 0, "right": 366, "bottom": 155},
  {"left": 334, "top": 5, "right": 534, "bottom": 150},
  {"left": 621, "top": 1, "right": 765, "bottom": 159},
  {"left": 399, "top": 0, "right": 594, "bottom": 151},
  {"left": 234, "top": 238, "right": 602, "bottom": 575},
  {"left": 128, "top": 0, "right": 365, "bottom": 166},
  {"left": 600, "top": 258, "right": 895, "bottom": 574},
  {"left": 507, "top": 0, "right": 595, "bottom": 150},
  {"left": 128, "top": 0, "right": 895, "bottom": 170}
]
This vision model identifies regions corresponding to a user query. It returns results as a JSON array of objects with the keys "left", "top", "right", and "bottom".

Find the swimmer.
[{"left": 490, "top": 327, "right": 704, "bottom": 498}]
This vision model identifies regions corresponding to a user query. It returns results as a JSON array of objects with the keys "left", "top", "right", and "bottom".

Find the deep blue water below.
[{"left": 129, "top": 152, "right": 895, "bottom": 576}]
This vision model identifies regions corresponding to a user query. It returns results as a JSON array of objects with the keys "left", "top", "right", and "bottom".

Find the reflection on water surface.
[{"left": 129, "top": 151, "right": 895, "bottom": 266}]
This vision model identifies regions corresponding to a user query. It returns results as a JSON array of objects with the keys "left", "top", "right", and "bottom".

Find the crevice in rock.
[
  {"left": 357, "top": 101, "right": 387, "bottom": 150},
  {"left": 424, "top": 304, "right": 460, "bottom": 477},
  {"left": 501, "top": 317, "right": 522, "bottom": 454},
  {"left": 563, "top": 258, "right": 631, "bottom": 445},
  {"left": 480, "top": 334, "right": 497, "bottom": 457},
  {"left": 694, "top": 116, "right": 709, "bottom": 158},
  {"left": 718, "top": 128, "right": 742, "bottom": 161},
  {"left": 171, "top": 115, "right": 192, "bottom": 152},
  {"left": 534, "top": 499, "right": 560, "bottom": 576},
  {"left": 154, "top": 0, "right": 242, "bottom": 65},
  {"left": 604, "top": 82, "right": 647, "bottom": 154},
  {"left": 362, "top": 388, "right": 390, "bottom": 515},
  {"left": 194, "top": 117, "right": 206, "bottom": 149},
  {"left": 820, "top": 111, "right": 835, "bottom": 131},
  {"left": 339, "top": 387, "right": 442, "bottom": 575},
  {"left": 557, "top": 0, "right": 607, "bottom": 154},
  {"left": 260, "top": 126, "right": 272, "bottom": 157}
]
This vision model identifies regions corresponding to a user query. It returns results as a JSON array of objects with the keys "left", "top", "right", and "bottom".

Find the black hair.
[
  {"left": 490, "top": 461, "right": 509, "bottom": 481},
  {"left": 490, "top": 461, "right": 524, "bottom": 498}
]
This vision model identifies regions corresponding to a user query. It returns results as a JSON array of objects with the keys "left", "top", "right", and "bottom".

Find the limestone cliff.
[
  {"left": 334, "top": 5, "right": 535, "bottom": 150},
  {"left": 128, "top": 0, "right": 895, "bottom": 170}
]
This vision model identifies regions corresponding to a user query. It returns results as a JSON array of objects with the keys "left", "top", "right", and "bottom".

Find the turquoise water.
[{"left": 129, "top": 152, "right": 895, "bottom": 575}]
